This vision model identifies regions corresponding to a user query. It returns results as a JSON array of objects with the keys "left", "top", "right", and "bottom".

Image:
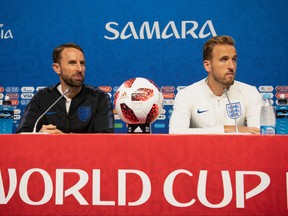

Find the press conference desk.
[{"left": 0, "top": 134, "right": 288, "bottom": 216}]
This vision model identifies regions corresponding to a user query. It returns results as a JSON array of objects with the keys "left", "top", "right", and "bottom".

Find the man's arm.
[
  {"left": 169, "top": 89, "right": 225, "bottom": 134},
  {"left": 169, "top": 109, "right": 225, "bottom": 134},
  {"left": 39, "top": 124, "right": 63, "bottom": 134},
  {"left": 224, "top": 125, "right": 260, "bottom": 134},
  {"left": 16, "top": 96, "right": 42, "bottom": 133},
  {"left": 93, "top": 91, "right": 114, "bottom": 133}
]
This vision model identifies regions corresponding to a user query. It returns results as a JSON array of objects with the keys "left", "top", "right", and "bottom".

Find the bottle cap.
[
  {"left": 263, "top": 93, "right": 271, "bottom": 99},
  {"left": 3, "top": 95, "right": 11, "bottom": 105},
  {"left": 4, "top": 95, "right": 10, "bottom": 101}
]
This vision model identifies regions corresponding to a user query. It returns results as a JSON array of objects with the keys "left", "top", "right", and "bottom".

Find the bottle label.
[
  {"left": 276, "top": 118, "right": 288, "bottom": 134},
  {"left": 0, "top": 106, "right": 14, "bottom": 134},
  {"left": 260, "top": 126, "right": 276, "bottom": 135}
]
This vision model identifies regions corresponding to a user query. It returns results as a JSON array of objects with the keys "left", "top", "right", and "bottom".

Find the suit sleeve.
[
  {"left": 16, "top": 94, "right": 42, "bottom": 133},
  {"left": 93, "top": 91, "right": 114, "bottom": 133}
]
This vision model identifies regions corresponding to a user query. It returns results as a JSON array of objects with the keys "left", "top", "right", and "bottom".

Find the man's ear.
[
  {"left": 203, "top": 60, "right": 211, "bottom": 72},
  {"left": 52, "top": 63, "right": 61, "bottom": 75}
]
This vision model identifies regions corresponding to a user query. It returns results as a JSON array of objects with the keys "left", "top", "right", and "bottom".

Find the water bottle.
[
  {"left": 260, "top": 93, "right": 276, "bottom": 135},
  {"left": 275, "top": 93, "right": 288, "bottom": 134},
  {"left": 0, "top": 95, "right": 14, "bottom": 134}
]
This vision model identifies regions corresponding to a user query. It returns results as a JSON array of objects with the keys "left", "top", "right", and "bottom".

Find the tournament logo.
[
  {"left": 163, "top": 100, "right": 174, "bottom": 106},
  {"left": 20, "top": 100, "right": 30, "bottom": 106},
  {"left": 161, "top": 86, "right": 175, "bottom": 92},
  {"left": 114, "top": 123, "right": 123, "bottom": 128},
  {"left": 226, "top": 102, "right": 241, "bottom": 119},
  {"left": 78, "top": 106, "right": 91, "bottom": 122},
  {"left": 5, "top": 87, "right": 19, "bottom": 92},
  {"left": 21, "top": 87, "right": 35, "bottom": 93},
  {"left": 113, "top": 86, "right": 119, "bottom": 92},
  {"left": 162, "top": 93, "right": 175, "bottom": 99},
  {"left": 11, "top": 100, "right": 19, "bottom": 106},
  {"left": 154, "top": 123, "right": 166, "bottom": 129},
  {"left": 6, "top": 93, "right": 19, "bottom": 99},
  {"left": 276, "top": 92, "right": 288, "bottom": 99},
  {"left": 36, "top": 86, "right": 47, "bottom": 91},
  {"left": 260, "top": 93, "right": 274, "bottom": 100},
  {"left": 177, "top": 86, "right": 187, "bottom": 91},
  {"left": 99, "top": 86, "right": 112, "bottom": 93},
  {"left": 276, "top": 86, "right": 288, "bottom": 92},
  {"left": 258, "top": 86, "right": 274, "bottom": 93},
  {"left": 21, "top": 93, "right": 34, "bottom": 99}
]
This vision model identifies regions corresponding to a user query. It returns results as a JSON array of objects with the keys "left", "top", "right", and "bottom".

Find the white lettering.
[
  {"left": 104, "top": 22, "right": 119, "bottom": 40},
  {"left": 0, "top": 24, "right": 13, "bottom": 39},
  {"left": 164, "top": 169, "right": 196, "bottom": 207},
  {"left": 236, "top": 171, "right": 270, "bottom": 208},
  {"left": 199, "top": 20, "right": 217, "bottom": 38},
  {"left": 139, "top": 21, "right": 161, "bottom": 39},
  {"left": 118, "top": 169, "right": 151, "bottom": 206},
  {"left": 4, "top": 30, "right": 13, "bottom": 39},
  {"left": 182, "top": 21, "right": 198, "bottom": 38},
  {"left": 56, "top": 169, "right": 89, "bottom": 205},
  {"left": 0, "top": 169, "right": 17, "bottom": 204},
  {"left": 162, "top": 21, "right": 180, "bottom": 39},
  {"left": 92, "top": 169, "right": 115, "bottom": 205},
  {"left": 0, "top": 168, "right": 272, "bottom": 209},
  {"left": 104, "top": 20, "right": 217, "bottom": 40},
  {"left": 19, "top": 168, "right": 53, "bottom": 205},
  {"left": 120, "top": 22, "right": 139, "bottom": 40},
  {"left": 198, "top": 170, "right": 232, "bottom": 208}
]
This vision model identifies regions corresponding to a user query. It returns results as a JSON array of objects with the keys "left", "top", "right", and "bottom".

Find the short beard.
[
  {"left": 62, "top": 75, "right": 84, "bottom": 87},
  {"left": 211, "top": 71, "right": 235, "bottom": 89}
]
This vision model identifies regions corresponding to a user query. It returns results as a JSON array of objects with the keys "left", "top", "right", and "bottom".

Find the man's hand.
[
  {"left": 224, "top": 125, "right": 260, "bottom": 134},
  {"left": 40, "top": 124, "right": 63, "bottom": 134}
]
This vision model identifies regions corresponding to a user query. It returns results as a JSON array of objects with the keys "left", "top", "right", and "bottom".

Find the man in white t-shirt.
[{"left": 169, "top": 35, "right": 261, "bottom": 134}]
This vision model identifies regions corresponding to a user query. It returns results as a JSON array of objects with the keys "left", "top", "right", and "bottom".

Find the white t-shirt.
[
  {"left": 169, "top": 78, "right": 262, "bottom": 134},
  {"left": 57, "top": 85, "right": 71, "bottom": 114}
]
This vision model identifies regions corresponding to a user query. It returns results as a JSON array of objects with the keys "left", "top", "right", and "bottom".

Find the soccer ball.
[{"left": 114, "top": 77, "right": 164, "bottom": 125}]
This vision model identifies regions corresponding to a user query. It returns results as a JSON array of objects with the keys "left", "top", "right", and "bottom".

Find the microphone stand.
[{"left": 32, "top": 88, "right": 70, "bottom": 133}]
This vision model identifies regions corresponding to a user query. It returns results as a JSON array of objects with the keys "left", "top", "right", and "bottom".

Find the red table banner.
[{"left": 0, "top": 134, "right": 288, "bottom": 215}]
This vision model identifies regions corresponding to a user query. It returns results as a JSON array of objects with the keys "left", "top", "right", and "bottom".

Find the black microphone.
[
  {"left": 223, "top": 88, "right": 239, "bottom": 133},
  {"left": 32, "top": 88, "right": 70, "bottom": 133}
]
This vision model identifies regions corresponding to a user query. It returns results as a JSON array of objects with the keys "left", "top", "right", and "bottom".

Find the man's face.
[
  {"left": 205, "top": 44, "right": 237, "bottom": 88},
  {"left": 55, "top": 47, "right": 86, "bottom": 87}
]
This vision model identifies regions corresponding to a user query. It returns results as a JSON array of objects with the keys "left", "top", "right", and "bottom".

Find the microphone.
[
  {"left": 32, "top": 88, "right": 70, "bottom": 133},
  {"left": 223, "top": 88, "right": 239, "bottom": 133}
]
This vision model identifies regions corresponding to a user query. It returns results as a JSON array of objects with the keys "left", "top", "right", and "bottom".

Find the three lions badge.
[{"left": 78, "top": 106, "right": 91, "bottom": 122}]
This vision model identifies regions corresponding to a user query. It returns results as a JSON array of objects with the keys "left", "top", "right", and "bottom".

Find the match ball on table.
[{"left": 114, "top": 77, "right": 164, "bottom": 125}]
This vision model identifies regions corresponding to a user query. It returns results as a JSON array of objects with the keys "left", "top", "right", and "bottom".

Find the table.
[{"left": 0, "top": 134, "right": 288, "bottom": 215}]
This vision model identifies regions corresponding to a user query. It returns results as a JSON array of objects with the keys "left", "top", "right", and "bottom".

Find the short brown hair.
[
  {"left": 52, "top": 42, "right": 84, "bottom": 63},
  {"left": 203, "top": 36, "right": 235, "bottom": 61}
]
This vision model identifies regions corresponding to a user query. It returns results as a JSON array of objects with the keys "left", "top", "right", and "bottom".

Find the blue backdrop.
[{"left": 1, "top": 0, "right": 288, "bottom": 133}]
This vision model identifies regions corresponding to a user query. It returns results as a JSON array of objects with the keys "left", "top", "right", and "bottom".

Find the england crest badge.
[
  {"left": 78, "top": 106, "right": 91, "bottom": 122},
  {"left": 226, "top": 102, "right": 241, "bottom": 119}
]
